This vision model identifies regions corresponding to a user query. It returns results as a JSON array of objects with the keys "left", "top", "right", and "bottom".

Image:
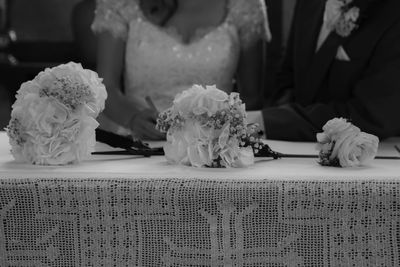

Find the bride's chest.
[{"left": 125, "top": 18, "right": 240, "bottom": 67}]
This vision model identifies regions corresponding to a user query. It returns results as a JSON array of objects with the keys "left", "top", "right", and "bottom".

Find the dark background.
[{"left": 0, "top": 0, "right": 297, "bottom": 128}]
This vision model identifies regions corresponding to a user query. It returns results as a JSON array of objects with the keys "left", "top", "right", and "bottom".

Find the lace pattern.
[
  {"left": 124, "top": 20, "right": 240, "bottom": 111},
  {"left": 92, "top": 0, "right": 140, "bottom": 39},
  {"left": 227, "top": 0, "right": 272, "bottom": 48},
  {"left": 1, "top": 179, "right": 399, "bottom": 266},
  {"left": 92, "top": 0, "right": 270, "bottom": 46}
]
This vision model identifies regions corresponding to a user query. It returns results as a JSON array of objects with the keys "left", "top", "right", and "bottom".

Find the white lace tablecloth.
[{"left": 1, "top": 132, "right": 400, "bottom": 266}]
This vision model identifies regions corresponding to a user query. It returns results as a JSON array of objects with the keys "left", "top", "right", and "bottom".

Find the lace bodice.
[{"left": 92, "top": 0, "right": 270, "bottom": 133}]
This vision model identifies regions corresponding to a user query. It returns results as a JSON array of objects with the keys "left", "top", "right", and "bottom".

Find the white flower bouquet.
[
  {"left": 317, "top": 118, "right": 379, "bottom": 167},
  {"left": 6, "top": 62, "right": 107, "bottom": 165},
  {"left": 156, "top": 85, "right": 264, "bottom": 168}
]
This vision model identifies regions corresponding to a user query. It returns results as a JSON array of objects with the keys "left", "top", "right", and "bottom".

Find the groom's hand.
[
  {"left": 129, "top": 108, "right": 165, "bottom": 140},
  {"left": 246, "top": 110, "right": 266, "bottom": 139}
]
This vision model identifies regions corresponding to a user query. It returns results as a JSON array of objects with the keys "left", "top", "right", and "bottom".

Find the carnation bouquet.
[
  {"left": 6, "top": 62, "right": 107, "bottom": 165},
  {"left": 156, "top": 85, "right": 266, "bottom": 168},
  {"left": 317, "top": 118, "right": 379, "bottom": 167}
]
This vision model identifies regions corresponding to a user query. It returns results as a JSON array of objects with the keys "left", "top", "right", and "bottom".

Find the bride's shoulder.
[
  {"left": 227, "top": 0, "right": 271, "bottom": 47},
  {"left": 94, "top": 0, "right": 142, "bottom": 21},
  {"left": 228, "top": 0, "right": 266, "bottom": 21},
  {"left": 92, "top": 0, "right": 142, "bottom": 39},
  {"left": 95, "top": 0, "right": 138, "bottom": 10}
]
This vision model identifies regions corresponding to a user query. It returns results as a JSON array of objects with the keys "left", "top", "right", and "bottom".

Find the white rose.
[
  {"left": 317, "top": 118, "right": 379, "bottom": 167},
  {"left": 173, "top": 85, "right": 204, "bottom": 116},
  {"left": 321, "top": 117, "right": 360, "bottom": 140},
  {"left": 173, "top": 85, "right": 229, "bottom": 117},
  {"left": 337, "top": 132, "right": 379, "bottom": 167},
  {"left": 193, "top": 85, "right": 229, "bottom": 116},
  {"left": 328, "top": 123, "right": 360, "bottom": 160}
]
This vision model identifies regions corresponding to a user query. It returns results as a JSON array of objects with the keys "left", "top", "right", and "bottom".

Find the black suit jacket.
[{"left": 263, "top": 0, "right": 400, "bottom": 141}]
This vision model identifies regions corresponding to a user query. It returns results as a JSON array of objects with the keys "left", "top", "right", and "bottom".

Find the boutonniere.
[
  {"left": 334, "top": 0, "right": 360, "bottom": 37},
  {"left": 326, "top": 0, "right": 380, "bottom": 38},
  {"left": 325, "top": 0, "right": 360, "bottom": 38}
]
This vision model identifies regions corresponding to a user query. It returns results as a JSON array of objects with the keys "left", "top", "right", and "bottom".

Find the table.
[{"left": 0, "top": 131, "right": 400, "bottom": 266}]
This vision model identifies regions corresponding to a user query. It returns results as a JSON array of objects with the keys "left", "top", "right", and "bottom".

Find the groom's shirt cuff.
[{"left": 246, "top": 111, "right": 266, "bottom": 138}]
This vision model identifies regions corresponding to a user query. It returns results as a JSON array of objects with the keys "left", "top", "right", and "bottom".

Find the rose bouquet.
[
  {"left": 6, "top": 62, "right": 107, "bottom": 165},
  {"left": 316, "top": 118, "right": 379, "bottom": 167},
  {"left": 156, "top": 85, "right": 264, "bottom": 168}
]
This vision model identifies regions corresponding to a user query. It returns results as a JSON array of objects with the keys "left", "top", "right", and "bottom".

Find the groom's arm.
[{"left": 263, "top": 19, "right": 400, "bottom": 141}]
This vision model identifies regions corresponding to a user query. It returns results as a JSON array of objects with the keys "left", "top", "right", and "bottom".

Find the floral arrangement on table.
[
  {"left": 316, "top": 118, "right": 379, "bottom": 167},
  {"left": 6, "top": 62, "right": 107, "bottom": 165},
  {"left": 156, "top": 85, "right": 265, "bottom": 168}
]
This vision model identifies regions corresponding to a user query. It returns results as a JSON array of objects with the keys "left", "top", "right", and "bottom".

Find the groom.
[{"left": 257, "top": 0, "right": 400, "bottom": 141}]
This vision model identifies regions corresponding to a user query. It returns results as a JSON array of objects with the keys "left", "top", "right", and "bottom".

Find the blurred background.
[{"left": 0, "top": 0, "right": 297, "bottom": 128}]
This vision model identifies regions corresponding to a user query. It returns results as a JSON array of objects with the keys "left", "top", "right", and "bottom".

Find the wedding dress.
[{"left": 92, "top": 0, "right": 270, "bottom": 135}]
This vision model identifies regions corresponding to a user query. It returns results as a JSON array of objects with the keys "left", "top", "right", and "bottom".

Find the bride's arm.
[
  {"left": 229, "top": 0, "right": 271, "bottom": 111},
  {"left": 96, "top": 31, "right": 133, "bottom": 127},
  {"left": 236, "top": 39, "right": 265, "bottom": 110},
  {"left": 96, "top": 32, "right": 164, "bottom": 139}
]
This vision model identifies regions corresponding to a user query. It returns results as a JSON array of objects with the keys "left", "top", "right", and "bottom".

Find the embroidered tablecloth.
[{"left": 1, "top": 132, "right": 400, "bottom": 266}]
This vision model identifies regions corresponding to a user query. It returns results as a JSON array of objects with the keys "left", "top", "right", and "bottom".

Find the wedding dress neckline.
[{"left": 135, "top": 0, "right": 231, "bottom": 46}]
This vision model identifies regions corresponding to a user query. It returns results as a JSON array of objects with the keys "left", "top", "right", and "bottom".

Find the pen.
[
  {"left": 394, "top": 145, "right": 400, "bottom": 154},
  {"left": 145, "top": 96, "right": 158, "bottom": 112}
]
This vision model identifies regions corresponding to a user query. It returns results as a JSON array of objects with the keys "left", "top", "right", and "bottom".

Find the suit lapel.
[
  {"left": 296, "top": 0, "right": 399, "bottom": 106},
  {"left": 294, "top": 0, "right": 327, "bottom": 105},
  {"left": 340, "top": 0, "right": 400, "bottom": 60},
  {"left": 298, "top": 31, "right": 344, "bottom": 105},
  {"left": 294, "top": 0, "right": 325, "bottom": 75}
]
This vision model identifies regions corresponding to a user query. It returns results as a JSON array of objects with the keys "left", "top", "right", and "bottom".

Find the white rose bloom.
[
  {"left": 337, "top": 132, "right": 379, "bottom": 167},
  {"left": 317, "top": 118, "right": 379, "bottom": 167},
  {"left": 322, "top": 117, "right": 360, "bottom": 140}
]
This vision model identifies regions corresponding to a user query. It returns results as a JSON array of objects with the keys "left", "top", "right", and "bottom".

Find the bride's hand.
[{"left": 129, "top": 108, "right": 165, "bottom": 140}]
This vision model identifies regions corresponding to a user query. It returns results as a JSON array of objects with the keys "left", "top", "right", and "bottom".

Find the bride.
[{"left": 92, "top": 0, "right": 271, "bottom": 139}]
